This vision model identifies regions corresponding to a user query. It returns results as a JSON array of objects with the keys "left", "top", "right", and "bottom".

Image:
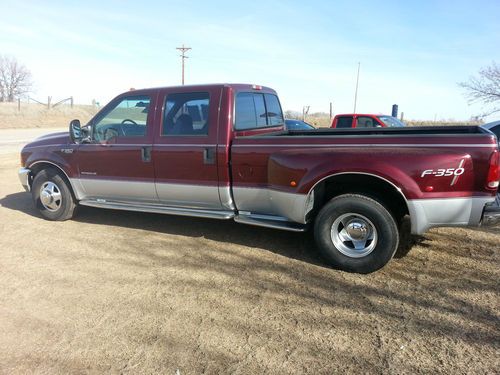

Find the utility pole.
[
  {"left": 353, "top": 62, "right": 361, "bottom": 113},
  {"left": 176, "top": 44, "right": 192, "bottom": 85}
]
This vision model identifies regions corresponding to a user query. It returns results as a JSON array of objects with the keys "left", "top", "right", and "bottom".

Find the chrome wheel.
[
  {"left": 39, "top": 181, "right": 62, "bottom": 212},
  {"left": 331, "top": 213, "right": 378, "bottom": 258}
]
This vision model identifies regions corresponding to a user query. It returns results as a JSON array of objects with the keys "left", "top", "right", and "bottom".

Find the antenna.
[{"left": 353, "top": 62, "right": 361, "bottom": 113}]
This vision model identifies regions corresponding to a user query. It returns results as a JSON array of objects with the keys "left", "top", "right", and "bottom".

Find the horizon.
[{"left": 0, "top": 0, "right": 499, "bottom": 121}]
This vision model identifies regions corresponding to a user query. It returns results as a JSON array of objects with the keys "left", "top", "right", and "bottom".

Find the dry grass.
[
  {"left": 0, "top": 152, "right": 499, "bottom": 374},
  {"left": 0, "top": 102, "right": 98, "bottom": 129}
]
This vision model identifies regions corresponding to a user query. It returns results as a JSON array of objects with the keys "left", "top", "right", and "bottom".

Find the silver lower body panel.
[{"left": 407, "top": 196, "right": 496, "bottom": 234}]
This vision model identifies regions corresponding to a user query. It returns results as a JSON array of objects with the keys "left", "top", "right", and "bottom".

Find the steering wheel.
[{"left": 121, "top": 119, "right": 138, "bottom": 125}]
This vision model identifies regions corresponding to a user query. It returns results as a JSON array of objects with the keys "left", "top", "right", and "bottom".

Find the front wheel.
[
  {"left": 314, "top": 194, "right": 399, "bottom": 273},
  {"left": 32, "top": 168, "right": 77, "bottom": 221}
]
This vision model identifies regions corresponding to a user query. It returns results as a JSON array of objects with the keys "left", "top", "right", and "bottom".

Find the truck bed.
[{"left": 256, "top": 126, "right": 491, "bottom": 138}]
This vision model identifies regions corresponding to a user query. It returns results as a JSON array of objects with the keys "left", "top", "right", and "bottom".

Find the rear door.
[{"left": 152, "top": 88, "right": 223, "bottom": 209}]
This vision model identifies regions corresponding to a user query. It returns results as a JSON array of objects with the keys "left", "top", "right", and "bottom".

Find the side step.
[
  {"left": 234, "top": 213, "right": 307, "bottom": 232},
  {"left": 79, "top": 199, "right": 235, "bottom": 220}
]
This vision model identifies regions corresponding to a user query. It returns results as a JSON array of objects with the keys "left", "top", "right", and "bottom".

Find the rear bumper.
[
  {"left": 18, "top": 167, "right": 31, "bottom": 192},
  {"left": 481, "top": 194, "right": 500, "bottom": 227}
]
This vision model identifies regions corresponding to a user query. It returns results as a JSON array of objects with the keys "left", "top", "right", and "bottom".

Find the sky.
[{"left": 0, "top": 0, "right": 499, "bottom": 121}]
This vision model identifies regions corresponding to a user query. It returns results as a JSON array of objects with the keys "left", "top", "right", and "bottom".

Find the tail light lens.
[{"left": 486, "top": 150, "right": 500, "bottom": 190}]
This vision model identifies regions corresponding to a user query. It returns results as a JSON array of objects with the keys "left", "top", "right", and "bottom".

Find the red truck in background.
[
  {"left": 331, "top": 113, "right": 406, "bottom": 128},
  {"left": 18, "top": 84, "right": 500, "bottom": 273}
]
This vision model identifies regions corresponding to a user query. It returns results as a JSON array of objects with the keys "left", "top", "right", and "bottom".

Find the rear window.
[
  {"left": 235, "top": 92, "right": 284, "bottom": 130},
  {"left": 336, "top": 116, "right": 353, "bottom": 128}
]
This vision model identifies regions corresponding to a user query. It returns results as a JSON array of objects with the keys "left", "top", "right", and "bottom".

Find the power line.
[{"left": 176, "top": 44, "right": 192, "bottom": 85}]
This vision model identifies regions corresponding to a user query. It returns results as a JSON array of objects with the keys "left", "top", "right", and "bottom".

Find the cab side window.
[
  {"left": 163, "top": 92, "right": 210, "bottom": 136},
  {"left": 93, "top": 95, "right": 150, "bottom": 141},
  {"left": 234, "top": 92, "right": 284, "bottom": 130},
  {"left": 356, "top": 116, "right": 377, "bottom": 128},
  {"left": 336, "top": 116, "right": 353, "bottom": 128}
]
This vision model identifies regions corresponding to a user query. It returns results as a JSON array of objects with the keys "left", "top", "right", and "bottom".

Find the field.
[
  {"left": 0, "top": 102, "right": 98, "bottom": 129},
  {"left": 0, "top": 141, "right": 499, "bottom": 373}
]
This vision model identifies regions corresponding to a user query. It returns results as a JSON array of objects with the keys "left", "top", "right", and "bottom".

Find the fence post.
[
  {"left": 18, "top": 98, "right": 21, "bottom": 112},
  {"left": 48, "top": 96, "right": 52, "bottom": 109},
  {"left": 70, "top": 96, "right": 74, "bottom": 108}
]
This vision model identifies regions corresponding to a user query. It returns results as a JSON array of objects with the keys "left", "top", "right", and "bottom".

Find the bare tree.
[
  {"left": 459, "top": 61, "right": 500, "bottom": 116},
  {"left": 0, "top": 55, "right": 33, "bottom": 102}
]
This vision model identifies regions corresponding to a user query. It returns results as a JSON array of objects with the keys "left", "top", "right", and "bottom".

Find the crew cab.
[
  {"left": 18, "top": 84, "right": 500, "bottom": 273},
  {"left": 331, "top": 113, "right": 406, "bottom": 128}
]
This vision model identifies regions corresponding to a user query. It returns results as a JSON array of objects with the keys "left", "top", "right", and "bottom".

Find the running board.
[
  {"left": 234, "top": 214, "right": 306, "bottom": 232},
  {"left": 79, "top": 199, "right": 235, "bottom": 220}
]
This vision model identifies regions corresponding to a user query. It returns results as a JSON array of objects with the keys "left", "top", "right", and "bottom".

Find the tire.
[
  {"left": 314, "top": 194, "right": 399, "bottom": 274},
  {"left": 32, "top": 168, "right": 77, "bottom": 221}
]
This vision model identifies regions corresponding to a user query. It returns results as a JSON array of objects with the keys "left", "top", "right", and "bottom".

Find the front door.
[
  {"left": 152, "top": 88, "right": 223, "bottom": 209},
  {"left": 76, "top": 93, "right": 158, "bottom": 203}
]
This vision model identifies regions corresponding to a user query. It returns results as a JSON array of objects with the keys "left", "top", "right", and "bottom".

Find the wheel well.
[
  {"left": 309, "top": 174, "right": 409, "bottom": 223},
  {"left": 29, "top": 162, "right": 77, "bottom": 200}
]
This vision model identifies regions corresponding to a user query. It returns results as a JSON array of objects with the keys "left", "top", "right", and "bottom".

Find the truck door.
[
  {"left": 76, "top": 93, "right": 158, "bottom": 202},
  {"left": 152, "top": 87, "right": 223, "bottom": 209}
]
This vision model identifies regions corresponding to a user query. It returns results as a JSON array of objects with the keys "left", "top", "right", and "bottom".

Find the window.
[
  {"left": 234, "top": 92, "right": 284, "bottom": 130},
  {"left": 490, "top": 125, "right": 500, "bottom": 139},
  {"left": 264, "top": 94, "right": 284, "bottom": 126},
  {"left": 93, "top": 95, "right": 150, "bottom": 141},
  {"left": 163, "top": 92, "right": 210, "bottom": 135},
  {"left": 377, "top": 116, "right": 405, "bottom": 127},
  {"left": 336, "top": 116, "right": 353, "bottom": 128},
  {"left": 356, "top": 116, "right": 377, "bottom": 128}
]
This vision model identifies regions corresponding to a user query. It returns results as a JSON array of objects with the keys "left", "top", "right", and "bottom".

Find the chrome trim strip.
[
  {"left": 407, "top": 196, "right": 495, "bottom": 234},
  {"left": 18, "top": 167, "right": 31, "bottom": 192},
  {"left": 232, "top": 143, "right": 496, "bottom": 148},
  {"left": 154, "top": 144, "right": 217, "bottom": 147},
  {"left": 79, "top": 199, "right": 235, "bottom": 220},
  {"left": 79, "top": 143, "right": 153, "bottom": 147}
]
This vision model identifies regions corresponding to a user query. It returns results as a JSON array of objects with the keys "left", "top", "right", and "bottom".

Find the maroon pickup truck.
[{"left": 18, "top": 84, "right": 500, "bottom": 273}]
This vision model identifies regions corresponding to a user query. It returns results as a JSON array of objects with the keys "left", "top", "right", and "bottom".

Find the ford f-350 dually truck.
[{"left": 18, "top": 84, "right": 500, "bottom": 273}]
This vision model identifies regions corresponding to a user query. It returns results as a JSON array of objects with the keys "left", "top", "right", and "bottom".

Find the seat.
[{"left": 173, "top": 114, "right": 193, "bottom": 135}]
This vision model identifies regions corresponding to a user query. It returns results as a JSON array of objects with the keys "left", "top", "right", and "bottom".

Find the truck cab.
[{"left": 331, "top": 113, "right": 406, "bottom": 128}]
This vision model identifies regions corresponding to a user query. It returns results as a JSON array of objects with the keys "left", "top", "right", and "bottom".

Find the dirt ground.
[{"left": 0, "top": 152, "right": 499, "bottom": 374}]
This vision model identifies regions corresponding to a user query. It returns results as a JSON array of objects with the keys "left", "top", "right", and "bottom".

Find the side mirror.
[{"left": 69, "top": 119, "right": 82, "bottom": 143}]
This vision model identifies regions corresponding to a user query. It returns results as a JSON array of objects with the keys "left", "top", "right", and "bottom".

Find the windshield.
[{"left": 377, "top": 116, "right": 406, "bottom": 127}]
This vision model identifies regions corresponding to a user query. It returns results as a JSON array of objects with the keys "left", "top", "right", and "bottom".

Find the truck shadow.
[
  {"left": 0, "top": 191, "right": 325, "bottom": 267},
  {"left": 0, "top": 191, "right": 419, "bottom": 265}
]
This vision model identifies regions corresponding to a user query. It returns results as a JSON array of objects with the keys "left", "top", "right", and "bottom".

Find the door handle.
[
  {"left": 141, "top": 146, "right": 152, "bottom": 162},
  {"left": 203, "top": 147, "right": 216, "bottom": 165}
]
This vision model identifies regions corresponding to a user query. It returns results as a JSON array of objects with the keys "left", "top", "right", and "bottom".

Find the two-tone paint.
[{"left": 19, "top": 84, "right": 500, "bottom": 235}]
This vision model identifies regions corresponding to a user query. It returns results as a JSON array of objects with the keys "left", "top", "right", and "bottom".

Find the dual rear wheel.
[{"left": 314, "top": 194, "right": 400, "bottom": 274}]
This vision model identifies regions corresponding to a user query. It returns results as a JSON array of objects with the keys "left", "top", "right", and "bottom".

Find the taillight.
[{"left": 486, "top": 150, "right": 500, "bottom": 190}]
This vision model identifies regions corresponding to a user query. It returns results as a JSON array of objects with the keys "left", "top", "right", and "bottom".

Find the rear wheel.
[
  {"left": 314, "top": 194, "right": 399, "bottom": 273},
  {"left": 32, "top": 168, "right": 77, "bottom": 221}
]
